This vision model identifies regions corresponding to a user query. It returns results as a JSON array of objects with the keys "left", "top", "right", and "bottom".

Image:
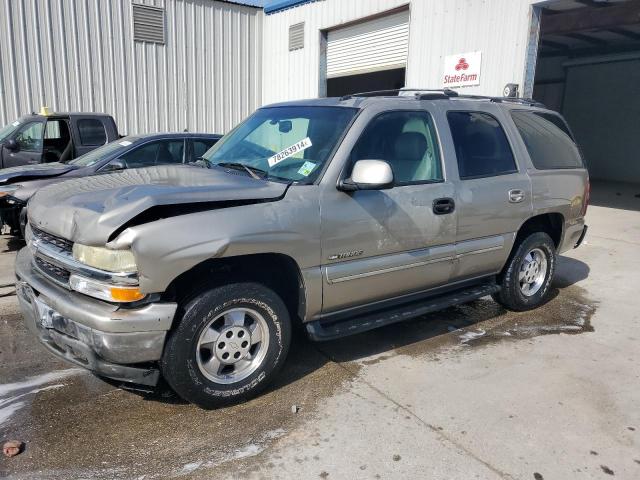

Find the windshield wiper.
[{"left": 216, "top": 162, "right": 267, "bottom": 180}]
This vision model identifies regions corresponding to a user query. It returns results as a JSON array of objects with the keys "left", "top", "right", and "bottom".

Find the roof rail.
[
  {"left": 340, "top": 88, "right": 459, "bottom": 101},
  {"left": 456, "top": 95, "right": 546, "bottom": 108},
  {"left": 338, "top": 89, "right": 545, "bottom": 108}
]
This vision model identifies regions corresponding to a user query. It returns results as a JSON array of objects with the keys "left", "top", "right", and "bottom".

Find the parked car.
[
  {"left": 0, "top": 133, "right": 221, "bottom": 236},
  {"left": 0, "top": 111, "right": 119, "bottom": 168},
  {"left": 15, "top": 90, "right": 589, "bottom": 408}
]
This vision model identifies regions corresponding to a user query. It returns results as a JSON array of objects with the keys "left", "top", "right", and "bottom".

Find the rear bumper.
[
  {"left": 15, "top": 247, "right": 177, "bottom": 386},
  {"left": 574, "top": 225, "right": 588, "bottom": 248},
  {"left": 558, "top": 218, "right": 587, "bottom": 254}
]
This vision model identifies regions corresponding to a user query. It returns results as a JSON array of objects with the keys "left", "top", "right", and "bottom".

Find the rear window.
[
  {"left": 78, "top": 118, "right": 107, "bottom": 146},
  {"left": 511, "top": 111, "right": 583, "bottom": 170},
  {"left": 447, "top": 112, "right": 517, "bottom": 179}
]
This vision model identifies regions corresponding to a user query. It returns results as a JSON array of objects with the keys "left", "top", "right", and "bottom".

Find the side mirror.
[
  {"left": 4, "top": 139, "right": 18, "bottom": 152},
  {"left": 339, "top": 159, "right": 394, "bottom": 191},
  {"left": 103, "top": 158, "right": 127, "bottom": 172}
]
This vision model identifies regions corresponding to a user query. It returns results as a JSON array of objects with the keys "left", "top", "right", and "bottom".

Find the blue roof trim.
[
  {"left": 220, "top": 0, "right": 264, "bottom": 7},
  {"left": 264, "top": 0, "right": 318, "bottom": 14}
]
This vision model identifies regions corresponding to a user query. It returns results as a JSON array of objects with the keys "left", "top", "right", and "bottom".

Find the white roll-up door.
[{"left": 326, "top": 10, "right": 410, "bottom": 79}]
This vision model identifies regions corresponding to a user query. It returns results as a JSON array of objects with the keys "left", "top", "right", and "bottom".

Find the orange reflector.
[{"left": 110, "top": 287, "right": 145, "bottom": 302}]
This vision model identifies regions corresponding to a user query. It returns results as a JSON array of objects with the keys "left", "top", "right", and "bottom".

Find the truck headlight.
[
  {"left": 0, "top": 185, "right": 19, "bottom": 197},
  {"left": 69, "top": 275, "right": 146, "bottom": 303},
  {"left": 72, "top": 244, "right": 138, "bottom": 273}
]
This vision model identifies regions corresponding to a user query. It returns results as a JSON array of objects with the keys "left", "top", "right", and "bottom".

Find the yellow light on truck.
[
  {"left": 110, "top": 286, "right": 145, "bottom": 302},
  {"left": 69, "top": 274, "right": 146, "bottom": 303}
]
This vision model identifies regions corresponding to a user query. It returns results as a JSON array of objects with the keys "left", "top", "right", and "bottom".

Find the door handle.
[
  {"left": 508, "top": 189, "right": 525, "bottom": 203},
  {"left": 433, "top": 197, "right": 455, "bottom": 215}
]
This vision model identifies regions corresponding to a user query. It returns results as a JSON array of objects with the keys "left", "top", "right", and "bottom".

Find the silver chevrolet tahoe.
[{"left": 15, "top": 90, "right": 589, "bottom": 408}]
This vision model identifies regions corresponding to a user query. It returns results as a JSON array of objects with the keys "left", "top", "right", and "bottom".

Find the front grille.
[
  {"left": 31, "top": 226, "right": 73, "bottom": 253},
  {"left": 34, "top": 256, "right": 71, "bottom": 286}
]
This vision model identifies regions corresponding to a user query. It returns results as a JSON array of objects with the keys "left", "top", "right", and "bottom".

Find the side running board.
[{"left": 306, "top": 282, "right": 500, "bottom": 341}]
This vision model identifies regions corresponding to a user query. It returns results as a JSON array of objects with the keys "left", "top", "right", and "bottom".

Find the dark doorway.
[
  {"left": 534, "top": 0, "right": 640, "bottom": 187},
  {"left": 327, "top": 67, "right": 405, "bottom": 97}
]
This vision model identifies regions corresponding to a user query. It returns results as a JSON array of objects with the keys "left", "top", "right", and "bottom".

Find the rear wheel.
[
  {"left": 492, "top": 232, "right": 556, "bottom": 311},
  {"left": 161, "top": 282, "right": 291, "bottom": 408}
]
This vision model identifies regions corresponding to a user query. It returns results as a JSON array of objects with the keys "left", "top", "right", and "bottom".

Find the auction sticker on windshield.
[
  {"left": 119, "top": 140, "right": 132, "bottom": 147},
  {"left": 268, "top": 137, "right": 312, "bottom": 167}
]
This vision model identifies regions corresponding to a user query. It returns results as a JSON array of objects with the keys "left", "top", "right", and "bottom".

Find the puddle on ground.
[{"left": 323, "top": 284, "right": 597, "bottom": 364}]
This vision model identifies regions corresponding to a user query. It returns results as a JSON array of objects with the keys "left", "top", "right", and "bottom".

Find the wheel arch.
[
  {"left": 515, "top": 212, "right": 564, "bottom": 250},
  {"left": 164, "top": 252, "right": 307, "bottom": 325}
]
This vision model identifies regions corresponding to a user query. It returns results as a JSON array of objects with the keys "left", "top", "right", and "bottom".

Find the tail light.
[{"left": 581, "top": 179, "right": 590, "bottom": 217}]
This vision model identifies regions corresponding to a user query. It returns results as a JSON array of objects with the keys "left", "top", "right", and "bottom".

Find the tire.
[
  {"left": 161, "top": 282, "right": 291, "bottom": 408},
  {"left": 492, "top": 232, "right": 556, "bottom": 311}
]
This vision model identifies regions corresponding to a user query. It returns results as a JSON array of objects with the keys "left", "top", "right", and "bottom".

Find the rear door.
[{"left": 445, "top": 108, "right": 532, "bottom": 281}]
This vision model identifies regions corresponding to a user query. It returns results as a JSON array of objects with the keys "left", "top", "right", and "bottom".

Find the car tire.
[
  {"left": 492, "top": 232, "right": 556, "bottom": 311},
  {"left": 161, "top": 282, "right": 291, "bottom": 409}
]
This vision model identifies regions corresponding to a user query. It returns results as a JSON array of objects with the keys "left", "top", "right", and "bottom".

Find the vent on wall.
[
  {"left": 289, "top": 22, "right": 305, "bottom": 51},
  {"left": 132, "top": 3, "right": 165, "bottom": 44}
]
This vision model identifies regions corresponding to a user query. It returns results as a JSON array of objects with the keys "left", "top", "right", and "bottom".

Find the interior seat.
[{"left": 391, "top": 132, "right": 428, "bottom": 183}]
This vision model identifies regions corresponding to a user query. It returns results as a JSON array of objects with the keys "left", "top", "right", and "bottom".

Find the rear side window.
[
  {"left": 511, "top": 111, "right": 583, "bottom": 169},
  {"left": 78, "top": 119, "right": 107, "bottom": 146},
  {"left": 191, "top": 139, "right": 218, "bottom": 160},
  {"left": 121, "top": 139, "right": 184, "bottom": 168},
  {"left": 447, "top": 112, "right": 517, "bottom": 179}
]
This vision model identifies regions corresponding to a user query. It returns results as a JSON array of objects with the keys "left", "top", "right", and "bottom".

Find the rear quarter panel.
[{"left": 528, "top": 168, "right": 588, "bottom": 253}]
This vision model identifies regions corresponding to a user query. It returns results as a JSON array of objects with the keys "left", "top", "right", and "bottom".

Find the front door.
[
  {"left": 320, "top": 110, "right": 457, "bottom": 314},
  {"left": 3, "top": 120, "right": 45, "bottom": 167}
]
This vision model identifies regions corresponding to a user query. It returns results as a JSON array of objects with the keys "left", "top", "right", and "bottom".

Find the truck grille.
[
  {"left": 31, "top": 226, "right": 73, "bottom": 254},
  {"left": 34, "top": 256, "right": 71, "bottom": 286}
]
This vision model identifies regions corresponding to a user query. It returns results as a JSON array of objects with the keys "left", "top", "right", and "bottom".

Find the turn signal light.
[{"left": 110, "top": 286, "right": 146, "bottom": 302}]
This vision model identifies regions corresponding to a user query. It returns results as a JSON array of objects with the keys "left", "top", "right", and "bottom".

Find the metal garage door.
[{"left": 326, "top": 10, "right": 410, "bottom": 79}]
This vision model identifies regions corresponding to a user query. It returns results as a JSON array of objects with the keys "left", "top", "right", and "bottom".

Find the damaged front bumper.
[{"left": 15, "top": 247, "right": 177, "bottom": 386}]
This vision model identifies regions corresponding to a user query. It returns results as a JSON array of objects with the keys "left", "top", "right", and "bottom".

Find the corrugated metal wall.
[
  {"left": 0, "top": 0, "right": 263, "bottom": 135},
  {"left": 262, "top": 0, "right": 541, "bottom": 104}
]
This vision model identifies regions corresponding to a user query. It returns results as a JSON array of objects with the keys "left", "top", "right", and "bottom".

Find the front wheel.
[
  {"left": 161, "top": 283, "right": 291, "bottom": 408},
  {"left": 492, "top": 232, "right": 556, "bottom": 311}
]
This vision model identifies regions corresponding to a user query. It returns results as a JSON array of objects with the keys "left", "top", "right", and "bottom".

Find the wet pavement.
[{"left": 1, "top": 198, "right": 639, "bottom": 479}]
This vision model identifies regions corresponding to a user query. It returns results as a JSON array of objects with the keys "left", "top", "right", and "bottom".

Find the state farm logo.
[
  {"left": 455, "top": 58, "right": 469, "bottom": 71},
  {"left": 443, "top": 51, "right": 481, "bottom": 87}
]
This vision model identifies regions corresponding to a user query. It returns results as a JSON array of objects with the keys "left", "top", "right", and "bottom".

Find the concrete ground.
[{"left": 0, "top": 182, "right": 639, "bottom": 480}]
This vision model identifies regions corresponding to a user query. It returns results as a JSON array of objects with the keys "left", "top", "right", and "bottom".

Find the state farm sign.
[{"left": 443, "top": 51, "right": 482, "bottom": 88}]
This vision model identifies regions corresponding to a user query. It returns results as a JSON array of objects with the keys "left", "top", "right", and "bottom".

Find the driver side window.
[
  {"left": 15, "top": 122, "right": 44, "bottom": 152},
  {"left": 350, "top": 111, "right": 443, "bottom": 185}
]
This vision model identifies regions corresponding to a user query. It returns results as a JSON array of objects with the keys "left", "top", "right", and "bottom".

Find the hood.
[
  {"left": 0, "top": 162, "right": 76, "bottom": 185},
  {"left": 28, "top": 164, "right": 288, "bottom": 244}
]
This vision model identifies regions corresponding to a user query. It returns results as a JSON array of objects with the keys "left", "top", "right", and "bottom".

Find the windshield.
[
  {"left": 0, "top": 119, "right": 23, "bottom": 142},
  {"left": 69, "top": 137, "right": 140, "bottom": 167},
  {"left": 203, "top": 106, "right": 358, "bottom": 183}
]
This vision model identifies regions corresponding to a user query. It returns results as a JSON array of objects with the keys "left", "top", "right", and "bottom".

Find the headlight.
[
  {"left": 69, "top": 275, "right": 145, "bottom": 303},
  {"left": 72, "top": 244, "right": 138, "bottom": 272},
  {"left": 0, "top": 185, "right": 19, "bottom": 197}
]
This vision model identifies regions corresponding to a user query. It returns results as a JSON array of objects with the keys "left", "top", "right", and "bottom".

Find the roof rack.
[
  {"left": 340, "top": 88, "right": 459, "bottom": 101},
  {"left": 456, "top": 95, "right": 545, "bottom": 108},
  {"left": 339, "top": 88, "right": 546, "bottom": 108}
]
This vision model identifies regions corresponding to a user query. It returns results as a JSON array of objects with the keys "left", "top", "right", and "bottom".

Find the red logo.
[{"left": 455, "top": 58, "right": 469, "bottom": 71}]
